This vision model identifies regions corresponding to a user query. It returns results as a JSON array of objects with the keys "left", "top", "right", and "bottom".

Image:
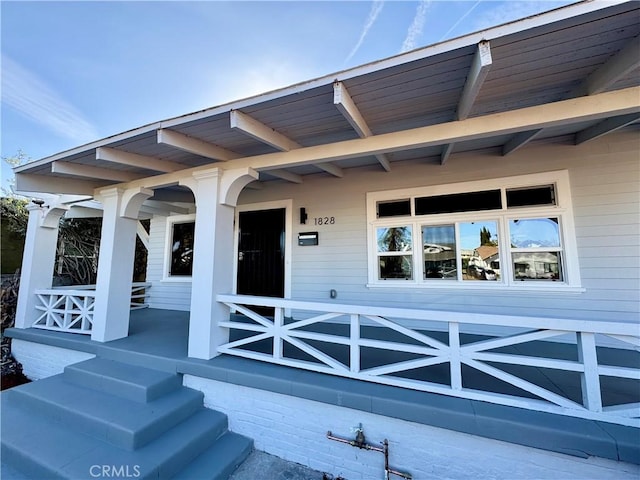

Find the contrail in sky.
[
  {"left": 345, "top": 0, "right": 385, "bottom": 64},
  {"left": 401, "top": 0, "right": 432, "bottom": 53},
  {"left": 1, "top": 54, "right": 99, "bottom": 142},
  {"left": 440, "top": 0, "right": 482, "bottom": 41}
]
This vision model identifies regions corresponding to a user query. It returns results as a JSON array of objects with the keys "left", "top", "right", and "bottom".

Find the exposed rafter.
[
  {"left": 315, "top": 162, "right": 344, "bottom": 178},
  {"left": 96, "top": 147, "right": 184, "bottom": 173},
  {"left": 229, "top": 110, "right": 316, "bottom": 183},
  {"left": 575, "top": 113, "right": 640, "bottom": 145},
  {"left": 230, "top": 110, "right": 301, "bottom": 151},
  {"left": 108, "top": 87, "right": 640, "bottom": 192},
  {"left": 15, "top": 173, "right": 103, "bottom": 195},
  {"left": 157, "top": 129, "right": 239, "bottom": 161},
  {"left": 575, "top": 35, "right": 640, "bottom": 96},
  {"left": 334, "top": 81, "right": 391, "bottom": 172},
  {"left": 502, "top": 129, "right": 543, "bottom": 156},
  {"left": 52, "top": 161, "right": 139, "bottom": 182},
  {"left": 150, "top": 189, "right": 195, "bottom": 203},
  {"left": 440, "top": 144, "right": 455, "bottom": 166},
  {"left": 139, "top": 205, "right": 180, "bottom": 216},
  {"left": 457, "top": 41, "right": 493, "bottom": 120},
  {"left": 441, "top": 41, "right": 493, "bottom": 165},
  {"left": 226, "top": 86, "right": 640, "bottom": 174},
  {"left": 264, "top": 169, "right": 303, "bottom": 184},
  {"left": 144, "top": 200, "right": 190, "bottom": 214}
]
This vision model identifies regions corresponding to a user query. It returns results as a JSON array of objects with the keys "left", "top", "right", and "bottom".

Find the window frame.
[
  {"left": 366, "top": 171, "right": 582, "bottom": 292},
  {"left": 163, "top": 214, "right": 196, "bottom": 282}
]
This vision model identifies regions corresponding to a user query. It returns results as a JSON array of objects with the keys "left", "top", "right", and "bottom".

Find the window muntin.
[
  {"left": 367, "top": 172, "right": 580, "bottom": 289},
  {"left": 377, "top": 226, "right": 413, "bottom": 279},
  {"left": 169, "top": 221, "right": 195, "bottom": 276}
]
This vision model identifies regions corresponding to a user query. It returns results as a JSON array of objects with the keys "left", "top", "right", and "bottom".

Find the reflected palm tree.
[{"left": 378, "top": 226, "right": 411, "bottom": 252}]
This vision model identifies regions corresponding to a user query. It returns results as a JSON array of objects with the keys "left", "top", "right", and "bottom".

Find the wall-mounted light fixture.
[{"left": 300, "top": 207, "right": 308, "bottom": 225}]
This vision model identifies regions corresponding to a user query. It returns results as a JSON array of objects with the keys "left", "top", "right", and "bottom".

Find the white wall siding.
[
  {"left": 12, "top": 339, "right": 95, "bottom": 380},
  {"left": 146, "top": 215, "right": 192, "bottom": 311},
  {"left": 184, "top": 375, "right": 640, "bottom": 480},
  {"left": 142, "top": 132, "right": 639, "bottom": 323},
  {"left": 235, "top": 131, "right": 639, "bottom": 324}
]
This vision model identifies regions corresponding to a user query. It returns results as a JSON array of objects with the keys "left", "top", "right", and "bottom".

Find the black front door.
[{"left": 237, "top": 208, "right": 285, "bottom": 300}]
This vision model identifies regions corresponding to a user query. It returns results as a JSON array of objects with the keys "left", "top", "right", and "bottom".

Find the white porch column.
[
  {"left": 14, "top": 203, "right": 68, "bottom": 329},
  {"left": 182, "top": 167, "right": 258, "bottom": 359},
  {"left": 92, "top": 187, "right": 152, "bottom": 342}
]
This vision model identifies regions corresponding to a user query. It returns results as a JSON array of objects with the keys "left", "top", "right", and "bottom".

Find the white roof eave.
[{"left": 13, "top": 0, "right": 629, "bottom": 175}]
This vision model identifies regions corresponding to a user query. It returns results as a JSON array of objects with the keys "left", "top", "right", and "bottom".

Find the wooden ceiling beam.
[
  {"left": 230, "top": 110, "right": 301, "bottom": 151},
  {"left": 334, "top": 81, "right": 391, "bottom": 172},
  {"left": 575, "top": 35, "right": 640, "bottom": 96},
  {"left": 502, "top": 129, "right": 543, "bottom": 156},
  {"left": 96, "top": 147, "right": 183, "bottom": 173},
  {"left": 575, "top": 113, "right": 640, "bottom": 145},
  {"left": 264, "top": 169, "right": 303, "bottom": 184},
  {"left": 143, "top": 200, "right": 191, "bottom": 214},
  {"left": 157, "top": 129, "right": 239, "bottom": 161},
  {"left": 15, "top": 173, "right": 103, "bottom": 196},
  {"left": 52, "top": 161, "right": 139, "bottom": 182},
  {"left": 315, "top": 162, "right": 344, "bottom": 178},
  {"left": 111, "top": 87, "right": 639, "bottom": 192},
  {"left": 442, "top": 41, "right": 493, "bottom": 165},
  {"left": 457, "top": 41, "right": 493, "bottom": 120}
]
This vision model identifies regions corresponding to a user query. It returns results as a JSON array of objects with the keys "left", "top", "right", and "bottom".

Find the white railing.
[
  {"left": 32, "top": 282, "right": 151, "bottom": 335},
  {"left": 217, "top": 294, "right": 640, "bottom": 427}
]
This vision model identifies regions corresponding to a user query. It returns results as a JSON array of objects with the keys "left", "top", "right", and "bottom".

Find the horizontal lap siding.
[
  {"left": 238, "top": 130, "right": 639, "bottom": 324},
  {"left": 146, "top": 216, "right": 192, "bottom": 311}
]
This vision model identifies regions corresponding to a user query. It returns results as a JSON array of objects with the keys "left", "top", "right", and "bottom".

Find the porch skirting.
[
  {"left": 184, "top": 374, "right": 639, "bottom": 480},
  {"left": 11, "top": 339, "right": 95, "bottom": 380},
  {"left": 9, "top": 336, "right": 640, "bottom": 479}
]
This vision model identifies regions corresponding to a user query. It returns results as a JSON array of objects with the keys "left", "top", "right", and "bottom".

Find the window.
[
  {"left": 164, "top": 215, "right": 195, "bottom": 279},
  {"left": 377, "top": 226, "right": 413, "bottom": 279},
  {"left": 366, "top": 171, "right": 581, "bottom": 290}
]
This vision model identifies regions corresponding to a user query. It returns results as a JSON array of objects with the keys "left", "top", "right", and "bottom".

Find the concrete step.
[
  {"left": 64, "top": 357, "right": 182, "bottom": 402},
  {"left": 6, "top": 374, "right": 204, "bottom": 450},
  {"left": 1, "top": 394, "right": 248, "bottom": 479},
  {"left": 172, "top": 432, "right": 253, "bottom": 480}
]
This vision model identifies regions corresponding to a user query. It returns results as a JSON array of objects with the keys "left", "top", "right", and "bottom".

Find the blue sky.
[{"left": 1, "top": 0, "right": 575, "bottom": 191}]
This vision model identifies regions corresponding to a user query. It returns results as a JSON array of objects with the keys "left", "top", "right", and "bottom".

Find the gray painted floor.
[{"left": 0, "top": 452, "right": 325, "bottom": 480}]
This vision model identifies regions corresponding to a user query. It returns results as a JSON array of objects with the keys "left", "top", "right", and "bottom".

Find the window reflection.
[
  {"left": 510, "top": 218, "right": 560, "bottom": 248},
  {"left": 422, "top": 225, "right": 456, "bottom": 279},
  {"left": 379, "top": 256, "right": 413, "bottom": 280},
  {"left": 460, "top": 221, "right": 500, "bottom": 281},
  {"left": 170, "top": 222, "right": 195, "bottom": 276},
  {"left": 377, "top": 226, "right": 413, "bottom": 280},
  {"left": 377, "top": 226, "right": 412, "bottom": 252},
  {"left": 513, "top": 252, "right": 562, "bottom": 281}
]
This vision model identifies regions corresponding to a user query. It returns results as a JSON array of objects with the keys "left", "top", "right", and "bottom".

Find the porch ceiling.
[{"left": 15, "top": 1, "right": 640, "bottom": 195}]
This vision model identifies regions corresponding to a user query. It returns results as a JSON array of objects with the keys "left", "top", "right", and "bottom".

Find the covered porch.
[{"left": 7, "top": 300, "right": 639, "bottom": 465}]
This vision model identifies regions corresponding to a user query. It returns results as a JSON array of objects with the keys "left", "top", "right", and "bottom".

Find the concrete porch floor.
[{"left": 6, "top": 308, "right": 639, "bottom": 467}]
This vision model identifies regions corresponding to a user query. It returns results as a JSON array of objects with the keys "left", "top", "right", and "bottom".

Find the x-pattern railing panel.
[
  {"left": 217, "top": 294, "right": 639, "bottom": 427},
  {"left": 34, "top": 290, "right": 96, "bottom": 334},
  {"left": 32, "top": 283, "right": 151, "bottom": 335}
]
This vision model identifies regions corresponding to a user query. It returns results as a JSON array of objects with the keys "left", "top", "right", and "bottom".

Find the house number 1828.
[{"left": 314, "top": 216, "right": 335, "bottom": 225}]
